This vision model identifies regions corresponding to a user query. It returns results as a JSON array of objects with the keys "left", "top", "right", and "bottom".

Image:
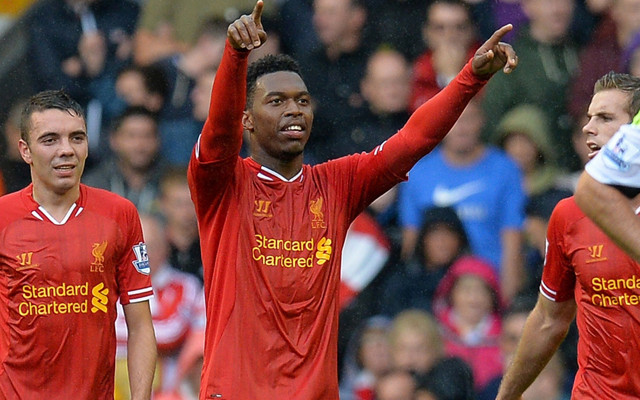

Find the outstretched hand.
[
  {"left": 472, "top": 24, "right": 518, "bottom": 77},
  {"left": 227, "top": 0, "right": 267, "bottom": 51}
]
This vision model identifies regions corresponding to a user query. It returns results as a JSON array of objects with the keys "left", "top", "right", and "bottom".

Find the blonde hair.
[{"left": 388, "top": 309, "right": 443, "bottom": 357}]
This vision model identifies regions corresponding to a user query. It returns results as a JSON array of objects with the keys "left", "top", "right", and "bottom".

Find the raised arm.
[
  {"left": 381, "top": 24, "right": 518, "bottom": 174},
  {"left": 495, "top": 295, "right": 576, "bottom": 400},
  {"left": 123, "top": 301, "right": 157, "bottom": 400},
  {"left": 575, "top": 172, "right": 640, "bottom": 261},
  {"left": 195, "top": 1, "right": 266, "bottom": 163}
]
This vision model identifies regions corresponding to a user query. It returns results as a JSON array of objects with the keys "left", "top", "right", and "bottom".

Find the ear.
[
  {"left": 242, "top": 110, "right": 254, "bottom": 132},
  {"left": 18, "top": 139, "right": 33, "bottom": 165}
]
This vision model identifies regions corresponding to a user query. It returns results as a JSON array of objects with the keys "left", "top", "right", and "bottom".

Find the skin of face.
[
  {"left": 19, "top": 109, "right": 88, "bottom": 197},
  {"left": 375, "top": 372, "right": 416, "bottom": 400},
  {"left": 110, "top": 115, "right": 160, "bottom": 172},
  {"left": 313, "top": 0, "right": 360, "bottom": 46},
  {"left": 361, "top": 50, "right": 411, "bottom": 114},
  {"left": 583, "top": 89, "right": 632, "bottom": 159},
  {"left": 422, "top": 224, "right": 463, "bottom": 268},
  {"left": 359, "top": 329, "right": 392, "bottom": 376},
  {"left": 450, "top": 274, "right": 494, "bottom": 327},
  {"left": 442, "top": 101, "right": 484, "bottom": 155},
  {"left": 523, "top": 0, "right": 574, "bottom": 43},
  {"left": 392, "top": 329, "right": 438, "bottom": 374},
  {"left": 424, "top": 2, "right": 473, "bottom": 50},
  {"left": 244, "top": 71, "right": 313, "bottom": 165},
  {"left": 161, "top": 182, "right": 198, "bottom": 230},
  {"left": 503, "top": 132, "right": 540, "bottom": 174}
]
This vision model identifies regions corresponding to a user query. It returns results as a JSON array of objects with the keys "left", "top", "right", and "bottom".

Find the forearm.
[
  {"left": 382, "top": 60, "right": 489, "bottom": 173},
  {"left": 197, "top": 41, "right": 248, "bottom": 162},
  {"left": 500, "top": 229, "right": 524, "bottom": 303},
  {"left": 124, "top": 303, "right": 157, "bottom": 400},
  {"left": 496, "top": 298, "right": 573, "bottom": 400},
  {"left": 575, "top": 172, "right": 640, "bottom": 262}
]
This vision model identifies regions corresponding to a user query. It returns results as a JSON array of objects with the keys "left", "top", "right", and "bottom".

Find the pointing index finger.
[
  {"left": 485, "top": 24, "right": 513, "bottom": 48},
  {"left": 251, "top": 0, "right": 264, "bottom": 25}
]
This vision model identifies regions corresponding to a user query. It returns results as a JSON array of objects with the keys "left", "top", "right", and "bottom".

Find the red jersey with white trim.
[
  {"left": 541, "top": 197, "right": 640, "bottom": 399},
  {"left": 0, "top": 184, "right": 153, "bottom": 400},
  {"left": 188, "top": 42, "right": 488, "bottom": 400}
]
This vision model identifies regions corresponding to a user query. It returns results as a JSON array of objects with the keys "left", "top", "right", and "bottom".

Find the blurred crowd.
[{"left": 2, "top": 0, "right": 640, "bottom": 398}]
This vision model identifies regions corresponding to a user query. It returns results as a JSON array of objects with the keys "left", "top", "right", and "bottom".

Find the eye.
[
  {"left": 269, "top": 98, "right": 282, "bottom": 105},
  {"left": 298, "top": 98, "right": 310, "bottom": 105}
]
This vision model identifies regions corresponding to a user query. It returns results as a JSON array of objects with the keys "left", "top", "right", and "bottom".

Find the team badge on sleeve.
[{"left": 132, "top": 242, "right": 151, "bottom": 275}]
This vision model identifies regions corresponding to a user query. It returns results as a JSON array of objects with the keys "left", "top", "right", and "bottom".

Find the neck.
[
  {"left": 31, "top": 181, "right": 80, "bottom": 222},
  {"left": 252, "top": 154, "right": 303, "bottom": 180},
  {"left": 325, "top": 34, "right": 361, "bottom": 61},
  {"left": 117, "top": 161, "right": 151, "bottom": 190},
  {"left": 529, "top": 25, "right": 563, "bottom": 45},
  {"left": 443, "top": 145, "right": 484, "bottom": 165},
  {"left": 166, "top": 224, "right": 198, "bottom": 250}
]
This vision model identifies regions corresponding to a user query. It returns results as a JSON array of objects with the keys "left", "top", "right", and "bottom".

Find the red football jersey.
[
  {"left": 542, "top": 197, "right": 640, "bottom": 398},
  {"left": 188, "top": 42, "right": 488, "bottom": 400},
  {"left": 0, "top": 184, "right": 153, "bottom": 399}
]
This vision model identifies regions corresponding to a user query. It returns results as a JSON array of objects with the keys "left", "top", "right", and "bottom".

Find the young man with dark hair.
[
  {"left": 496, "top": 72, "right": 640, "bottom": 400},
  {"left": 188, "top": 2, "right": 517, "bottom": 398},
  {"left": 0, "top": 90, "right": 156, "bottom": 399}
]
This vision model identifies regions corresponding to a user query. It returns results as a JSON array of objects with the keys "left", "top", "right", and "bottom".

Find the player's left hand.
[{"left": 472, "top": 24, "right": 518, "bottom": 77}]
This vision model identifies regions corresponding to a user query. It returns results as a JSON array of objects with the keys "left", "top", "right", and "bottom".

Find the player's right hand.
[{"left": 227, "top": 0, "right": 267, "bottom": 51}]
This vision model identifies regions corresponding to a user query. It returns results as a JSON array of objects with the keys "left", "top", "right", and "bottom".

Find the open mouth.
[
  {"left": 280, "top": 124, "right": 305, "bottom": 139},
  {"left": 587, "top": 142, "right": 601, "bottom": 159}
]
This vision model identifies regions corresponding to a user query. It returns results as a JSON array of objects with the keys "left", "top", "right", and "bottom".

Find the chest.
[
  {"left": 566, "top": 221, "right": 640, "bottom": 291},
  {"left": 0, "top": 216, "right": 123, "bottom": 285}
]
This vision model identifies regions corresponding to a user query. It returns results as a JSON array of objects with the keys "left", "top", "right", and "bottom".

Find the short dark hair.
[
  {"left": 111, "top": 106, "right": 159, "bottom": 135},
  {"left": 21, "top": 89, "right": 85, "bottom": 142},
  {"left": 246, "top": 54, "right": 303, "bottom": 109},
  {"left": 117, "top": 64, "right": 169, "bottom": 100},
  {"left": 594, "top": 71, "right": 640, "bottom": 119}
]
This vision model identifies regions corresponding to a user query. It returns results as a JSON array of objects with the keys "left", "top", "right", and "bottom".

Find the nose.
[
  {"left": 284, "top": 99, "right": 303, "bottom": 116},
  {"left": 582, "top": 118, "right": 595, "bottom": 136},
  {"left": 58, "top": 136, "right": 75, "bottom": 156}
]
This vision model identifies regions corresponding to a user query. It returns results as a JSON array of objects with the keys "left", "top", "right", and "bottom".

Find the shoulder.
[
  {"left": 83, "top": 185, "right": 139, "bottom": 215},
  {"left": 549, "top": 196, "right": 585, "bottom": 226}
]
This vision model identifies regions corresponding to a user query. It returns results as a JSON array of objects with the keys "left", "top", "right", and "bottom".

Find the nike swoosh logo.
[{"left": 432, "top": 181, "right": 484, "bottom": 207}]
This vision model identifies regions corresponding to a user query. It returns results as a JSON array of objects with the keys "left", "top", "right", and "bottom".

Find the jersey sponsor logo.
[
  {"left": 18, "top": 282, "right": 109, "bottom": 316},
  {"left": 91, "top": 282, "right": 109, "bottom": 313},
  {"left": 254, "top": 200, "right": 273, "bottom": 218},
  {"left": 591, "top": 275, "right": 640, "bottom": 307},
  {"left": 432, "top": 181, "right": 484, "bottom": 207},
  {"left": 16, "top": 252, "right": 39, "bottom": 271},
  {"left": 132, "top": 242, "right": 151, "bottom": 275},
  {"left": 91, "top": 241, "right": 108, "bottom": 272},
  {"left": 315, "top": 237, "right": 332, "bottom": 265},
  {"left": 252, "top": 234, "right": 333, "bottom": 267},
  {"left": 310, "top": 197, "right": 326, "bottom": 229},
  {"left": 586, "top": 244, "right": 607, "bottom": 263}
]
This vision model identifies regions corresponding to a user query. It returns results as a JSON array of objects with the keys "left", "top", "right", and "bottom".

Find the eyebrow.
[{"left": 265, "top": 90, "right": 310, "bottom": 97}]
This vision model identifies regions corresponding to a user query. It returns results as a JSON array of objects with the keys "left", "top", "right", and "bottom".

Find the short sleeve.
[
  {"left": 116, "top": 203, "right": 153, "bottom": 305},
  {"left": 540, "top": 200, "right": 576, "bottom": 302}
]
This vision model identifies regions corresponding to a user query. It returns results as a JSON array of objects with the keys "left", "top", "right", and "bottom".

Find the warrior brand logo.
[
  {"left": 16, "top": 252, "right": 39, "bottom": 271},
  {"left": 91, "top": 282, "right": 109, "bottom": 313},
  {"left": 254, "top": 200, "right": 273, "bottom": 218},
  {"left": 310, "top": 197, "right": 326, "bottom": 229},
  {"left": 132, "top": 242, "right": 151, "bottom": 275},
  {"left": 91, "top": 241, "right": 108, "bottom": 272},
  {"left": 586, "top": 244, "right": 607, "bottom": 263}
]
